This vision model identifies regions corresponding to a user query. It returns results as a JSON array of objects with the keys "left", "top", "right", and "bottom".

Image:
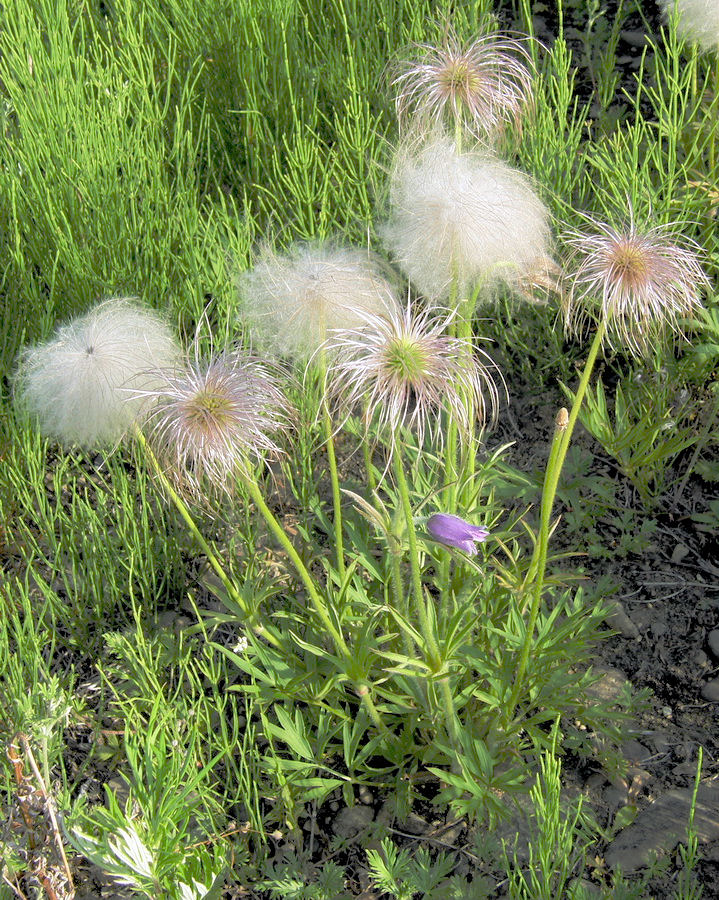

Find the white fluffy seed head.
[
  {"left": 659, "top": 0, "right": 719, "bottom": 52},
  {"left": 564, "top": 215, "right": 710, "bottom": 356},
  {"left": 382, "top": 137, "right": 551, "bottom": 300},
  {"left": 239, "top": 244, "right": 401, "bottom": 361},
  {"left": 325, "top": 302, "right": 501, "bottom": 452},
  {"left": 14, "top": 298, "right": 181, "bottom": 446}
]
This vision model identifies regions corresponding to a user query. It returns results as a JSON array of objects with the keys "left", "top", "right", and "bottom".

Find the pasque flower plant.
[
  {"left": 507, "top": 213, "right": 710, "bottom": 717},
  {"left": 239, "top": 241, "right": 400, "bottom": 579}
]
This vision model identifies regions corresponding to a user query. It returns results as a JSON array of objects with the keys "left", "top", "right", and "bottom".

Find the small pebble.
[
  {"left": 661, "top": 706, "right": 673, "bottom": 718},
  {"left": 671, "top": 543, "right": 691, "bottom": 564},
  {"left": 333, "top": 805, "right": 373, "bottom": 840},
  {"left": 607, "top": 601, "right": 640, "bottom": 639},
  {"left": 701, "top": 679, "right": 719, "bottom": 702},
  {"left": 708, "top": 629, "right": 719, "bottom": 659}
]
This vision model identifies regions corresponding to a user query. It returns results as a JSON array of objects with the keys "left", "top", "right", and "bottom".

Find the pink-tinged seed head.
[
  {"left": 325, "top": 302, "right": 501, "bottom": 454},
  {"left": 139, "top": 351, "right": 290, "bottom": 497},
  {"left": 392, "top": 30, "right": 534, "bottom": 142},
  {"left": 563, "top": 215, "right": 710, "bottom": 356}
]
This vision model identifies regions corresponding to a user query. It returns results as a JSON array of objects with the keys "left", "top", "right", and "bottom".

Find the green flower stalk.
[{"left": 508, "top": 215, "right": 710, "bottom": 718}]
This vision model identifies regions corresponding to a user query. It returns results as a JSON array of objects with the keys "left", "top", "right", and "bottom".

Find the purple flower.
[{"left": 426, "top": 513, "right": 489, "bottom": 554}]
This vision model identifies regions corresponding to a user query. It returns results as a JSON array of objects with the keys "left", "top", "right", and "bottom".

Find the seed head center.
[
  {"left": 609, "top": 240, "right": 649, "bottom": 288},
  {"left": 440, "top": 60, "right": 482, "bottom": 96},
  {"left": 187, "top": 389, "right": 233, "bottom": 430},
  {"left": 385, "top": 337, "right": 427, "bottom": 383}
]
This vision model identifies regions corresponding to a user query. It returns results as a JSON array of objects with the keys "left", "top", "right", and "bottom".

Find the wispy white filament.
[
  {"left": 239, "top": 243, "right": 400, "bottom": 361},
  {"left": 382, "top": 137, "right": 551, "bottom": 300},
  {"left": 659, "top": 0, "right": 719, "bottom": 52},
  {"left": 326, "top": 302, "right": 500, "bottom": 450},
  {"left": 14, "top": 298, "right": 180, "bottom": 446}
]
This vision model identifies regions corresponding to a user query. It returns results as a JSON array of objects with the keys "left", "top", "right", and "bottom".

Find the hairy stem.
[
  {"left": 508, "top": 320, "right": 606, "bottom": 717},
  {"left": 318, "top": 345, "right": 346, "bottom": 580},
  {"left": 392, "top": 440, "right": 440, "bottom": 668},
  {"left": 135, "top": 429, "right": 281, "bottom": 650}
]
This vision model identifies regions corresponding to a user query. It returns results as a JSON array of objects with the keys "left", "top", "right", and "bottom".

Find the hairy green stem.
[
  {"left": 242, "top": 471, "right": 387, "bottom": 734},
  {"left": 242, "top": 471, "right": 348, "bottom": 657},
  {"left": 440, "top": 259, "right": 461, "bottom": 600},
  {"left": 507, "top": 321, "right": 606, "bottom": 717},
  {"left": 362, "top": 414, "right": 377, "bottom": 495},
  {"left": 322, "top": 400, "right": 346, "bottom": 581},
  {"left": 389, "top": 548, "right": 412, "bottom": 656},
  {"left": 135, "top": 429, "right": 281, "bottom": 650},
  {"left": 392, "top": 441, "right": 440, "bottom": 668},
  {"left": 392, "top": 443, "right": 461, "bottom": 750},
  {"left": 317, "top": 345, "right": 345, "bottom": 581}
]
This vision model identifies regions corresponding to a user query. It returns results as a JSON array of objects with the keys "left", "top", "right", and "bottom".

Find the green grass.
[{"left": 1, "top": 0, "right": 718, "bottom": 896}]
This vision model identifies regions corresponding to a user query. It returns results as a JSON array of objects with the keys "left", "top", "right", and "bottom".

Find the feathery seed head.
[
  {"left": 382, "top": 137, "right": 551, "bottom": 301},
  {"left": 564, "top": 216, "right": 710, "bottom": 356},
  {"left": 326, "top": 303, "right": 500, "bottom": 450},
  {"left": 239, "top": 244, "right": 400, "bottom": 362},
  {"left": 14, "top": 298, "right": 180, "bottom": 446},
  {"left": 659, "top": 0, "right": 719, "bottom": 52},
  {"left": 140, "top": 351, "right": 289, "bottom": 496},
  {"left": 392, "top": 31, "right": 534, "bottom": 141}
]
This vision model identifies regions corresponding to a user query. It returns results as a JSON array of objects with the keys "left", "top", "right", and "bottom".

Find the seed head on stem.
[
  {"left": 13, "top": 297, "right": 180, "bottom": 446},
  {"left": 137, "top": 350, "right": 290, "bottom": 498},
  {"left": 239, "top": 243, "right": 400, "bottom": 362},
  {"left": 382, "top": 137, "right": 552, "bottom": 302},
  {"left": 563, "top": 215, "right": 710, "bottom": 356},
  {"left": 325, "top": 302, "right": 500, "bottom": 454},
  {"left": 392, "top": 30, "right": 534, "bottom": 142},
  {"left": 658, "top": 0, "right": 719, "bottom": 52}
]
